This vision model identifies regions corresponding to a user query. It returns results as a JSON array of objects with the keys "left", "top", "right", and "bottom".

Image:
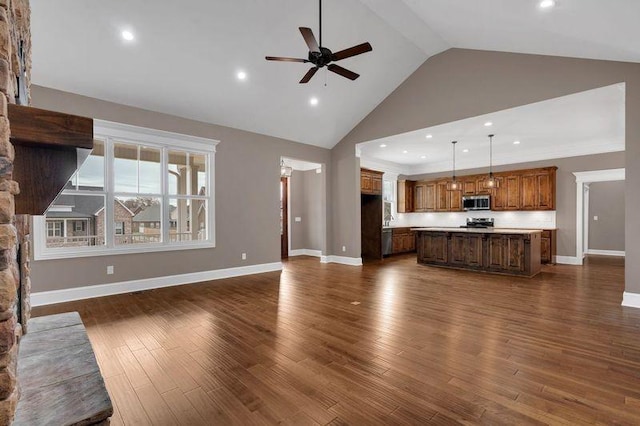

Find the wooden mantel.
[{"left": 8, "top": 104, "right": 94, "bottom": 215}]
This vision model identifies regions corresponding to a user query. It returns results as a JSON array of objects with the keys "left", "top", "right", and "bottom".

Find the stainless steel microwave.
[{"left": 462, "top": 195, "right": 491, "bottom": 211}]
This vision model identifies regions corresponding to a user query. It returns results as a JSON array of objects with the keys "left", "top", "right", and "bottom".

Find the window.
[
  {"left": 34, "top": 121, "right": 218, "bottom": 260},
  {"left": 47, "top": 221, "right": 63, "bottom": 237}
]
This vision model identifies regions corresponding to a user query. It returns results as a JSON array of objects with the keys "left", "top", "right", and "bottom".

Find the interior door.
[{"left": 280, "top": 177, "right": 288, "bottom": 259}]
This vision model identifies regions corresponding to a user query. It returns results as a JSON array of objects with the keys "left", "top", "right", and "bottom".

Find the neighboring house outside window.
[{"left": 34, "top": 121, "right": 218, "bottom": 260}]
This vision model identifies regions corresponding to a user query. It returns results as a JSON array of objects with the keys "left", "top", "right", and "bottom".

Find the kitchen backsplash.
[{"left": 393, "top": 210, "right": 557, "bottom": 229}]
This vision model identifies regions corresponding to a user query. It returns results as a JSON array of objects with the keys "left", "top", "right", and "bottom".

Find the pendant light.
[
  {"left": 280, "top": 159, "right": 292, "bottom": 177},
  {"left": 447, "top": 141, "right": 460, "bottom": 191},
  {"left": 484, "top": 134, "right": 499, "bottom": 189}
]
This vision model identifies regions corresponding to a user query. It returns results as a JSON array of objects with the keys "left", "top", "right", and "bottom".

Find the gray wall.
[
  {"left": 404, "top": 152, "right": 625, "bottom": 257},
  {"left": 332, "top": 48, "right": 640, "bottom": 294},
  {"left": 589, "top": 181, "right": 625, "bottom": 252},
  {"left": 30, "top": 85, "right": 331, "bottom": 292},
  {"left": 289, "top": 169, "right": 325, "bottom": 252}
]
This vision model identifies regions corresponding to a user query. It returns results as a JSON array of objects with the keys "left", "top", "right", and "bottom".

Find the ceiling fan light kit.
[{"left": 265, "top": 0, "right": 372, "bottom": 84}]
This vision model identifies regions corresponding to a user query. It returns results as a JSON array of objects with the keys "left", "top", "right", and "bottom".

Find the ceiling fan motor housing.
[{"left": 309, "top": 47, "right": 334, "bottom": 67}]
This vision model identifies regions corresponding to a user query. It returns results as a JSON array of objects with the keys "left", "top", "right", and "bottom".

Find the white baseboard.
[
  {"left": 555, "top": 255, "right": 583, "bottom": 265},
  {"left": 31, "top": 262, "right": 283, "bottom": 307},
  {"left": 622, "top": 292, "right": 640, "bottom": 308},
  {"left": 320, "top": 255, "right": 363, "bottom": 266},
  {"left": 586, "top": 249, "right": 625, "bottom": 257},
  {"left": 289, "top": 249, "right": 322, "bottom": 257}
]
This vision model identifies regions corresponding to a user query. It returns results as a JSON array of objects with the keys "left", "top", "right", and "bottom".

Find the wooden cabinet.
[
  {"left": 403, "top": 166, "right": 556, "bottom": 213},
  {"left": 391, "top": 228, "right": 416, "bottom": 254},
  {"left": 418, "top": 232, "right": 448, "bottom": 264},
  {"left": 360, "top": 168, "right": 383, "bottom": 195},
  {"left": 436, "top": 181, "right": 449, "bottom": 212},
  {"left": 450, "top": 234, "right": 483, "bottom": 268},
  {"left": 415, "top": 182, "right": 437, "bottom": 212},
  {"left": 397, "top": 180, "right": 415, "bottom": 213},
  {"left": 540, "top": 229, "right": 556, "bottom": 264},
  {"left": 520, "top": 168, "right": 556, "bottom": 210},
  {"left": 492, "top": 174, "right": 520, "bottom": 211},
  {"left": 417, "top": 230, "right": 541, "bottom": 277}
]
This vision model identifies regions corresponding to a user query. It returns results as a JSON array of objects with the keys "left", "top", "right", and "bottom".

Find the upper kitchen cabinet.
[
  {"left": 492, "top": 174, "right": 521, "bottom": 211},
  {"left": 361, "top": 168, "right": 384, "bottom": 195},
  {"left": 402, "top": 166, "right": 557, "bottom": 213},
  {"left": 397, "top": 180, "right": 415, "bottom": 213},
  {"left": 520, "top": 167, "right": 556, "bottom": 210}
]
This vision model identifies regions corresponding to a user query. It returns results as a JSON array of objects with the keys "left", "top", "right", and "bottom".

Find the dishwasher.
[{"left": 382, "top": 228, "right": 393, "bottom": 256}]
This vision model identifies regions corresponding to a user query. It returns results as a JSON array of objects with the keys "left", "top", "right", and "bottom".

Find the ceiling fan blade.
[
  {"left": 327, "top": 64, "right": 359, "bottom": 81},
  {"left": 299, "top": 67, "right": 319, "bottom": 84},
  {"left": 265, "top": 56, "right": 309, "bottom": 63},
  {"left": 332, "top": 42, "right": 373, "bottom": 61},
  {"left": 299, "top": 27, "right": 320, "bottom": 53}
]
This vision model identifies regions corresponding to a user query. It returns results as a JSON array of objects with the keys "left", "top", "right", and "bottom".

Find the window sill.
[{"left": 33, "top": 241, "right": 217, "bottom": 261}]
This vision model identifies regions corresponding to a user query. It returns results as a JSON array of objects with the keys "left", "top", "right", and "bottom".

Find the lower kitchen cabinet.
[
  {"left": 391, "top": 228, "right": 416, "bottom": 254},
  {"left": 540, "top": 229, "right": 556, "bottom": 264}
]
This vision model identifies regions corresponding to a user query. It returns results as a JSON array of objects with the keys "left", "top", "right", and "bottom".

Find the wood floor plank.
[{"left": 32, "top": 255, "right": 640, "bottom": 425}]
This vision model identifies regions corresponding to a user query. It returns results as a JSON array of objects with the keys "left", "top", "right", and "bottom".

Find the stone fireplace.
[{"left": 0, "top": 0, "right": 31, "bottom": 423}]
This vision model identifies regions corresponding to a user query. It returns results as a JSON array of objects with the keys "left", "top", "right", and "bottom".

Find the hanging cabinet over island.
[{"left": 415, "top": 228, "right": 542, "bottom": 277}]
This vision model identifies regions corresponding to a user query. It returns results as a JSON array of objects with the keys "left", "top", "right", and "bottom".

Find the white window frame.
[{"left": 34, "top": 120, "right": 218, "bottom": 260}]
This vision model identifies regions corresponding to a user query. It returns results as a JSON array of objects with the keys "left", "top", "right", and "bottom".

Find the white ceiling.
[
  {"left": 358, "top": 84, "right": 625, "bottom": 175},
  {"left": 283, "top": 158, "right": 322, "bottom": 172},
  {"left": 30, "top": 1, "right": 639, "bottom": 150}
]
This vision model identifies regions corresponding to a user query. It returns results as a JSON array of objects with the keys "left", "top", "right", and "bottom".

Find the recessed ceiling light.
[
  {"left": 484, "top": 121, "right": 493, "bottom": 127},
  {"left": 309, "top": 97, "right": 319, "bottom": 106},
  {"left": 513, "top": 140, "right": 521, "bottom": 145},
  {"left": 539, "top": 0, "right": 556, "bottom": 9},
  {"left": 420, "top": 155, "right": 426, "bottom": 159},
  {"left": 425, "top": 134, "right": 433, "bottom": 139},
  {"left": 402, "top": 150, "right": 408, "bottom": 154},
  {"left": 121, "top": 30, "right": 135, "bottom": 41},
  {"left": 380, "top": 144, "right": 387, "bottom": 148},
  {"left": 237, "top": 71, "right": 247, "bottom": 81},
  {"left": 463, "top": 149, "right": 469, "bottom": 153}
]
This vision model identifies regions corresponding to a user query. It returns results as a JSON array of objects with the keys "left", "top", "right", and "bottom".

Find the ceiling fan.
[{"left": 265, "top": 0, "right": 373, "bottom": 84}]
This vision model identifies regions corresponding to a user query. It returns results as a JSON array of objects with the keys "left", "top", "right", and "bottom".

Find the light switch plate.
[{"left": 295, "top": 217, "right": 302, "bottom": 222}]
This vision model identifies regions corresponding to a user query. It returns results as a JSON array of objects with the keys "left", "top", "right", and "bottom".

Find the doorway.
[
  {"left": 281, "top": 176, "right": 288, "bottom": 259},
  {"left": 574, "top": 168, "right": 625, "bottom": 264}
]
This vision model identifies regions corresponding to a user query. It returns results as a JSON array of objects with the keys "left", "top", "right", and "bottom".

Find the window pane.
[
  {"left": 168, "top": 151, "right": 187, "bottom": 195},
  {"left": 114, "top": 143, "right": 139, "bottom": 193},
  {"left": 66, "top": 139, "right": 105, "bottom": 191},
  {"left": 45, "top": 194, "right": 105, "bottom": 248},
  {"left": 117, "top": 197, "right": 162, "bottom": 245},
  {"left": 169, "top": 198, "right": 207, "bottom": 242},
  {"left": 190, "top": 153, "right": 207, "bottom": 196},
  {"left": 139, "top": 146, "right": 161, "bottom": 194}
]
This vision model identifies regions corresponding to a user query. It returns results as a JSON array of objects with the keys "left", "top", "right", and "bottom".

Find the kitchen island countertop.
[{"left": 411, "top": 227, "right": 543, "bottom": 234}]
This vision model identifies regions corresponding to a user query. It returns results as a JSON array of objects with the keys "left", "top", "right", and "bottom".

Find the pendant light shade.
[
  {"left": 280, "top": 159, "right": 292, "bottom": 177},
  {"left": 447, "top": 141, "right": 460, "bottom": 191},
  {"left": 484, "top": 134, "right": 499, "bottom": 189}
]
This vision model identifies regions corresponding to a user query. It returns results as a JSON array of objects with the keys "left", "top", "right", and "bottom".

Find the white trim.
[
  {"left": 555, "top": 255, "right": 583, "bottom": 265},
  {"left": 30, "top": 262, "right": 283, "bottom": 306},
  {"left": 622, "top": 292, "right": 640, "bottom": 309},
  {"left": 289, "top": 249, "right": 322, "bottom": 257},
  {"left": 320, "top": 255, "right": 363, "bottom": 266},
  {"left": 585, "top": 249, "right": 625, "bottom": 257},
  {"left": 94, "top": 119, "right": 219, "bottom": 151},
  {"left": 574, "top": 168, "right": 625, "bottom": 266}
]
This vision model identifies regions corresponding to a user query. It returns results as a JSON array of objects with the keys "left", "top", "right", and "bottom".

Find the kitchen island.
[{"left": 413, "top": 228, "right": 542, "bottom": 277}]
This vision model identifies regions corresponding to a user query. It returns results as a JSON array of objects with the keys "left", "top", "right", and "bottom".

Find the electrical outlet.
[
  {"left": 295, "top": 217, "right": 302, "bottom": 222},
  {"left": 241, "top": 253, "right": 247, "bottom": 260},
  {"left": 594, "top": 215, "right": 599, "bottom": 221},
  {"left": 107, "top": 265, "right": 114, "bottom": 275},
  {"left": 342, "top": 246, "right": 346, "bottom": 252}
]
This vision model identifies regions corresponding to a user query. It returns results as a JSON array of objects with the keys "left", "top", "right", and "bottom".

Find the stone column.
[{"left": 0, "top": 0, "right": 29, "bottom": 424}]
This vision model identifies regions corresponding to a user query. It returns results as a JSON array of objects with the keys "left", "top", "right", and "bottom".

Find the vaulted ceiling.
[{"left": 30, "top": 1, "right": 639, "bottom": 149}]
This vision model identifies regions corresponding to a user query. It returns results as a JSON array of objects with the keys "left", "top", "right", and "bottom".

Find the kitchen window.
[{"left": 34, "top": 120, "right": 219, "bottom": 260}]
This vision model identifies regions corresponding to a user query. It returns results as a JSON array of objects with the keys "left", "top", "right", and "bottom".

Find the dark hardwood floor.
[{"left": 33, "top": 254, "right": 640, "bottom": 425}]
